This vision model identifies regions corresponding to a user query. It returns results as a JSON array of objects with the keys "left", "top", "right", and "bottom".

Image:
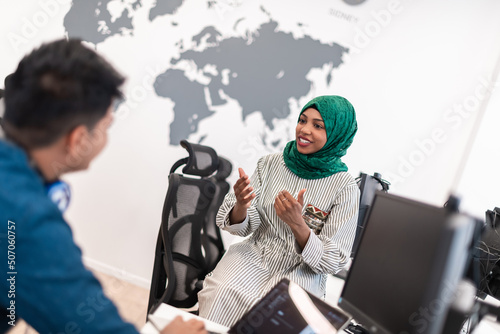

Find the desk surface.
[
  {"left": 141, "top": 303, "right": 229, "bottom": 334},
  {"left": 142, "top": 276, "right": 500, "bottom": 334}
]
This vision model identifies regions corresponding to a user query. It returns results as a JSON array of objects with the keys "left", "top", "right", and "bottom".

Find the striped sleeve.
[
  {"left": 215, "top": 158, "right": 264, "bottom": 237},
  {"left": 296, "top": 184, "right": 359, "bottom": 274}
]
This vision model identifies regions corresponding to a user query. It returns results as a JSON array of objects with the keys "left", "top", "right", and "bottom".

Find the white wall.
[
  {"left": 457, "top": 68, "right": 500, "bottom": 218},
  {"left": 1, "top": 1, "right": 500, "bottom": 288}
]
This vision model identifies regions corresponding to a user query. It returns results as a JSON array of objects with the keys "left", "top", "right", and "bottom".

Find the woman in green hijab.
[{"left": 198, "top": 95, "right": 360, "bottom": 327}]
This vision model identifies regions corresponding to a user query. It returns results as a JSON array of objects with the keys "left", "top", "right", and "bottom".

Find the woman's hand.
[
  {"left": 160, "top": 316, "right": 207, "bottom": 334},
  {"left": 229, "top": 168, "right": 256, "bottom": 225},
  {"left": 274, "top": 189, "right": 310, "bottom": 250},
  {"left": 234, "top": 168, "right": 255, "bottom": 208}
]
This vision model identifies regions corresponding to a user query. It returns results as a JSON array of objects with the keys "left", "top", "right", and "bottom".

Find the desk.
[
  {"left": 470, "top": 295, "right": 500, "bottom": 334},
  {"left": 142, "top": 277, "right": 500, "bottom": 334},
  {"left": 141, "top": 304, "right": 229, "bottom": 334},
  {"left": 472, "top": 316, "right": 500, "bottom": 333}
]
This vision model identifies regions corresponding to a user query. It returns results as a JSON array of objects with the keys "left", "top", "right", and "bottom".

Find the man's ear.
[{"left": 65, "top": 125, "right": 89, "bottom": 156}]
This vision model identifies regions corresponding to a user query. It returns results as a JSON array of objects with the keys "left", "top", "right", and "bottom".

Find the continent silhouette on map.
[
  {"left": 64, "top": 0, "right": 141, "bottom": 45},
  {"left": 149, "top": 0, "right": 185, "bottom": 21},
  {"left": 154, "top": 20, "right": 348, "bottom": 145},
  {"left": 154, "top": 69, "right": 214, "bottom": 145}
]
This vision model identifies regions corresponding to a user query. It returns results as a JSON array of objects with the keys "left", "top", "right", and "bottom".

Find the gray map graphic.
[
  {"left": 63, "top": 2, "right": 348, "bottom": 146},
  {"left": 155, "top": 21, "right": 348, "bottom": 144}
]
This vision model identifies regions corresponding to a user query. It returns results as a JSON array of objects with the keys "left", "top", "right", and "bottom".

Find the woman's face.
[{"left": 295, "top": 107, "right": 327, "bottom": 155}]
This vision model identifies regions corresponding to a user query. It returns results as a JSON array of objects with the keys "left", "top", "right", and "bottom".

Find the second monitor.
[{"left": 338, "top": 191, "right": 476, "bottom": 334}]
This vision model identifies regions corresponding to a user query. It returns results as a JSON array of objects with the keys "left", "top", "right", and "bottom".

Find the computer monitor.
[{"left": 338, "top": 191, "right": 475, "bottom": 334}]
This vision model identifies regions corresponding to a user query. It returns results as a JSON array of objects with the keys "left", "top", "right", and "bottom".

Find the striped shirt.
[{"left": 198, "top": 153, "right": 359, "bottom": 327}]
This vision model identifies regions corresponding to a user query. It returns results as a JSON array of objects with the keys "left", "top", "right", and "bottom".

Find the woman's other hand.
[{"left": 274, "top": 189, "right": 310, "bottom": 250}]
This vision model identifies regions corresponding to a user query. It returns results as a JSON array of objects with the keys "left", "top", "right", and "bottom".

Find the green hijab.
[{"left": 283, "top": 95, "right": 357, "bottom": 179}]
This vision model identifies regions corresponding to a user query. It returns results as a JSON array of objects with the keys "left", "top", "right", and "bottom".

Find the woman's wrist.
[
  {"left": 291, "top": 220, "right": 311, "bottom": 250},
  {"left": 229, "top": 204, "right": 247, "bottom": 225}
]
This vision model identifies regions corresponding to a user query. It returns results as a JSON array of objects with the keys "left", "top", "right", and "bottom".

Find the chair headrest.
[
  {"left": 179, "top": 140, "right": 220, "bottom": 177},
  {"left": 213, "top": 157, "right": 232, "bottom": 181},
  {"left": 358, "top": 172, "right": 390, "bottom": 192}
]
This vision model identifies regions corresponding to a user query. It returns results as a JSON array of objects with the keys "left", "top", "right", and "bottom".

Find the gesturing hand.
[
  {"left": 274, "top": 189, "right": 306, "bottom": 228},
  {"left": 229, "top": 168, "right": 256, "bottom": 225},
  {"left": 234, "top": 167, "right": 255, "bottom": 209},
  {"left": 274, "top": 189, "right": 310, "bottom": 250}
]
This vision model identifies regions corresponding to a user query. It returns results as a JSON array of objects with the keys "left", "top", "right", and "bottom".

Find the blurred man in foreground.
[{"left": 0, "top": 39, "right": 206, "bottom": 334}]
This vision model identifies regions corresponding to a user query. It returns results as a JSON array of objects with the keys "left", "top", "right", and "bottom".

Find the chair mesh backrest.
[
  {"left": 203, "top": 158, "right": 232, "bottom": 271},
  {"left": 168, "top": 184, "right": 200, "bottom": 254},
  {"left": 203, "top": 181, "right": 228, "bottom": 271},
  {"left": 165, "top": 175, "right": 215, "bottom": 307}
]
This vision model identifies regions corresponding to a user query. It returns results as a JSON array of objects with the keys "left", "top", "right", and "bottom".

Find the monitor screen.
[{"left": 338, "top": 191, "right": 475, "bottom": 334}]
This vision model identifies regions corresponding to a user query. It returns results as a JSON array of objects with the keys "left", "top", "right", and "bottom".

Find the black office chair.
[
  {"left": 333, "top": 172, "right": 390, "bottom": 280},
  {"left": 350, "top": 172, "right": 390, "bottom": 258},
  {"left": 147, "top": 140, "right": 231, "bottom": 314}
]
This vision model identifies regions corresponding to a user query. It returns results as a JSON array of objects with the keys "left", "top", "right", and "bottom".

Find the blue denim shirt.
[{"left": 0, "top": 140, "right": 138, "bottom": 333}]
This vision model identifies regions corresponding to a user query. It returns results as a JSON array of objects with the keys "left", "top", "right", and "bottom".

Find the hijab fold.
[{"left": 283, "top": 95, "right": 357, "bottom": 179}]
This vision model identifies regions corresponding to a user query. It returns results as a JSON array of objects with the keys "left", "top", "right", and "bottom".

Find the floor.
[{"left": 7, "top": 270, "right": 150, "bottom": 334}]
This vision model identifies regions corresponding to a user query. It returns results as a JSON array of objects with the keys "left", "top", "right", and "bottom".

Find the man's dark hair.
[{"left": 3, "top": 39, "right": 125, "bottom": 149}]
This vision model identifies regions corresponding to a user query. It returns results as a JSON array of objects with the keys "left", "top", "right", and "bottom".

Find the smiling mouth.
[{"left": 297, "top": 137, "right": 312, "bottom": 147}]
